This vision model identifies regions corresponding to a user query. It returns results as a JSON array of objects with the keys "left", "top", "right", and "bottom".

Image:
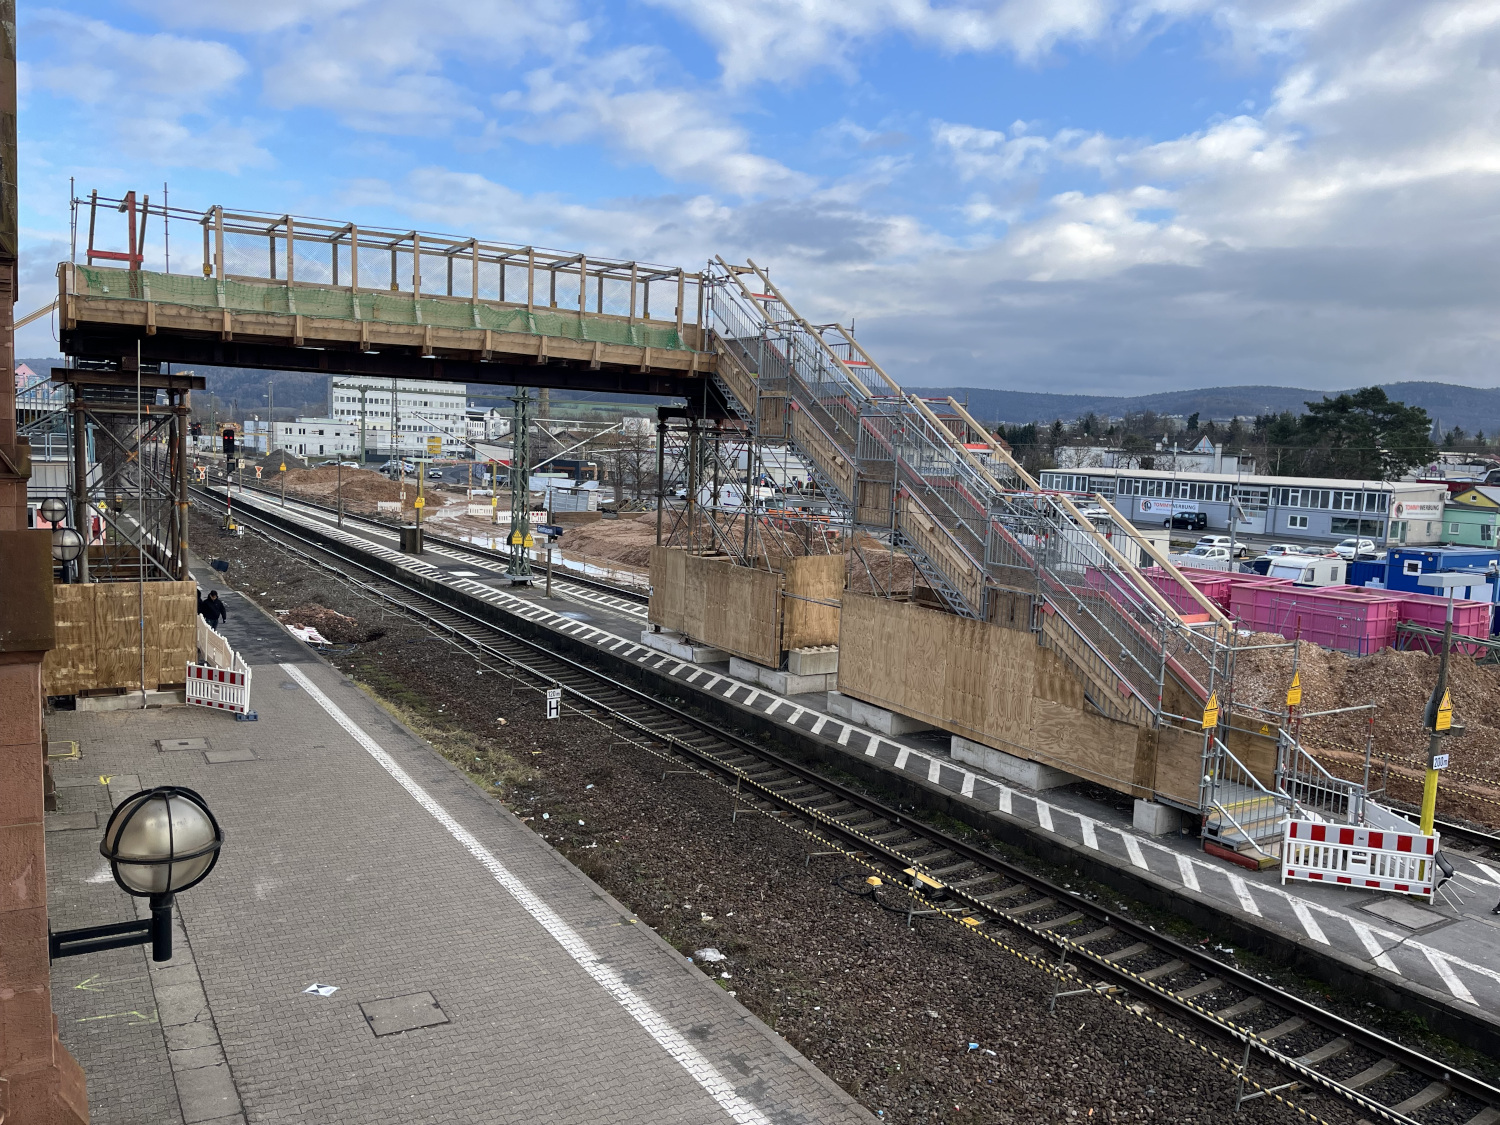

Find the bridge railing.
[{"left": 70, "top": 190, "right": 705, "bottom": 344}]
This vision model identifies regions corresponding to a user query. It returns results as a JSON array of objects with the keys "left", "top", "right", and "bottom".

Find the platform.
[
  {"left": 219, "top": 486, "right": 1500, "bottom": 1045},
  {"left": 43, "top": 565, "right": 873, "bottom": 1123}
]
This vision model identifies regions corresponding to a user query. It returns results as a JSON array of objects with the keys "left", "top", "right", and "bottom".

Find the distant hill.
[{"left": 918, "top": 382, "right": 1500, "bottom": 434}]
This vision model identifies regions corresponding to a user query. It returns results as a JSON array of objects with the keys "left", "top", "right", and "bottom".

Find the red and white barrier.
[
  {"left": 1282, "top": 819, "right": 1438, "bottom": 900},
  {"left": 186, "top": 655, "right": 253, "bottom": 714}
]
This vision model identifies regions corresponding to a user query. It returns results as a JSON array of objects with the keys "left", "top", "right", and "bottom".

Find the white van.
[{"left": 1268, "top": 557, "right": 1347, "bottom": 586}]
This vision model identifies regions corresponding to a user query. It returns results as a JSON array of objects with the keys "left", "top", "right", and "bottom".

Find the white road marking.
[
  {"left": 998, "top": 787, "right": 1012, "bottom": 815},
  {"left": 1226, "top": 873, "right": 1261, "bottom": 916},
  {"left": 1035, "top": 802, "right": 1053, "bottom": 833},
  {"left": 961, "top": 773, "right": 975, "bottom": 799},
  {"left": 810, "top": 717, "right": 828, "bottom": 736},
  {"left": 1080, "top": 818, "right": 1098, "bottom": 851},
  {"left": 282, "top": 663, "right": 772, "bottom": 1125},
  {"left": 1422, "top": 946, "right": 1478, "bottom": 1006},
  {"left": 1290, "top": 900, "right": 1330, "bottom": 944},
  {"left": 1475, "top": 861, "right": 1500, "bottom": 888},
  {"left": 1176, "top": 854, "right": 1200, "bottom": 892},
  {"left": 837, "top": 725, "right": 852, "bottom": 746},
  {"left": 1348, "top": 921, "right": 1400, "bottom": 974},
  {"left": 927, "top": 758, "right": 942, "bottom": 784},
  {"left": 894, "top": 747, "right": 910, "bottom": 770},
  {"left": 1120, "top": 832, "right": 1147, "bottom": 871}
]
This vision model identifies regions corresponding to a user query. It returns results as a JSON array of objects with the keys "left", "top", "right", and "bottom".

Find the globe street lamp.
[
  {"left": 38, "top": 496, "right": 67, "bottom": 524},
  {"left": 49, "top": 787, "right": 224, "bottom": 962},
  {"left": 51, "top": 525, "right": 84, "bottom": 564}
]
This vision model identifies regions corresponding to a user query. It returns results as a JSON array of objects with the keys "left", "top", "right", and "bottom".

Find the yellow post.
[{"left": 1419, "top": 585, "right": 1457, "bottom": 836}]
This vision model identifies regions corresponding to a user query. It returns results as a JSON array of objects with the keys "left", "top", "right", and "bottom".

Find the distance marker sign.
[{"left": 546, "top": 688, "right": 561, "bottom": 720}]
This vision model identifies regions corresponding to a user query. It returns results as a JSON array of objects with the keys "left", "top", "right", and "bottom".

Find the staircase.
[{"left": 704, "top": 259, "right": 1231, "bottom": 727}]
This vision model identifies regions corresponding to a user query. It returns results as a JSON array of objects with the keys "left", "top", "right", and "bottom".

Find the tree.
[{"left": 1294, "top": 387, "right": 1435, "bottom": 479}]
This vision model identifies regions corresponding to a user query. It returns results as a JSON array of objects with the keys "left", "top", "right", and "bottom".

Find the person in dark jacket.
[{"left": 203, "top": 590, "right": 228, "bottom": 632}]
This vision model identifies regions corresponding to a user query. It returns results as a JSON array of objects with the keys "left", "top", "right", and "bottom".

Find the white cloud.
[
  {"left": 643, "top": 0, "right": 1123, "bottom": 87},
  {"left": 26, "top": 12, "right": 269, "bottom": 172}
]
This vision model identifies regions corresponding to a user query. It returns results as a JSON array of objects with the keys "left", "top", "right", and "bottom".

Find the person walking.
[{"left": 203, "top": 590, "right": 228, "bottom": 633}]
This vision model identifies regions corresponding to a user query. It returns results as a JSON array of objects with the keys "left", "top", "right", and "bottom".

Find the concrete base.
[
  {"left": 1132, "top": 798, "right": 1195, "bottom": 837},
  {"left": 825, "top": 691, "right": 935, "bottom": 737},
  {"left": 75, "top": 689, "right": 186, "bottom": 712},
  {"left": 950, "top": 735, "right": 1080, "bottom": 791},
  {"left": 639, "top": 629, "right": 729, "bottom": 663},
  {"left": 787, "top": 646, "right": 838, "bottom": 676},
  {"left": 728, "top": 656, "right": 835, "bottom": 696}
]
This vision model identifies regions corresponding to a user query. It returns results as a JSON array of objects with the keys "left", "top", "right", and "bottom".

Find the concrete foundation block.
[
  {"left": 76, "top": 689, "right": 186, "bottom": 712},
  {"left": 1133, "top": 799, "right": 1195, "bottom": 836},
  {"left": 787, "top": 646, "right": 838, "bottom": 676},
  {"left": 825, "top": 691, "right": 934, "bottom": 737},
  {"left": 950, "top": 735, "right": 1079, "bottom": 791},
  {"left": 640, "top": 630, "right": 728, "bottom": 663},
  {"left": 728, "top": 656, "right": 835, "bottom": 696}
]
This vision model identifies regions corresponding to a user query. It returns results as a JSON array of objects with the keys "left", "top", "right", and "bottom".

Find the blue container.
[
  {"left": 1386, "top": 547, "right": 1500, "bottom": 593},
  {"left": 1346, "top": 560, "right": 1388, "bottom": 588}
]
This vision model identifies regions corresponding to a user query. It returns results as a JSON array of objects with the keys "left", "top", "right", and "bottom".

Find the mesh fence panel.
[{"left": 77, "top": 266, "right": 691, "bottom": 350}]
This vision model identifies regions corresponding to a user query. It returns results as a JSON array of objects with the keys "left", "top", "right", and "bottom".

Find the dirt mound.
[
  {"left": 282, "top": 603, "right": 366, "bottom": 644},
  {"left": 276, "top": 466, "right": 451, "bottom": 514},
  {"left": 559, "top": 513, "right": 660, "bottom": 569}
]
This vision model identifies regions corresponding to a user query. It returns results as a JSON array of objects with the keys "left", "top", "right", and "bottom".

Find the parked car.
[
  {"left": 1333, "top": 537, "right": 1377, "bottom": 560},
  {"left": 1262, "top": 543, "right": 1308, "bottom": 557},
  {"left": 337, "top": 460, "right": 360, "bottom": 468},
  {"left": 1163, "top": 511, "right": 1208, "bottom": 530},
  {"left": 427, "top": 468, "right": 445, "bottom": 479},
  {"left": 1184, "top": 545, "right": 1231, "bottom": 562},
  {"left": 1195, "top": 534, "right": 1250, "bottom": 558}
]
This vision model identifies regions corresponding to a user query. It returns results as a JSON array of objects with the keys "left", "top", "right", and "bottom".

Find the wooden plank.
[
  {"left": 781, "top": 554, "right": 842, "bottom": 651},
  {"left": 41, "top": 581, "right": 196, "bottom": 695},
  {"left": 648, "top": 548, "right": 780, "bottom": 666},
  {"left": 1152, "top": 724, "right": 1207, "bottom": 807}
]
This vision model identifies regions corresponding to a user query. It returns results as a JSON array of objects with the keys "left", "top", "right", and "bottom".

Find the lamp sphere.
[
  {"left": 39, "top": 497, "right": 68, "bottom": 524},
  {"left": 101, "top": 787, "right": 224, "bottom": 897},
  {"left": 51, "top": 526, "right": 84, "bottom": 563}
]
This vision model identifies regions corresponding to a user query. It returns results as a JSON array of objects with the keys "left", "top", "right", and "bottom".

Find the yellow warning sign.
[
  {"left": 279, "top": 462, "right": 286, "bottom": 472},
  {"left": 1201, "top": 692, "right": 1220, "bottom": 730},
  {"left": 1286, "top": 671, "right": 1302, "bottom": 707},
  {"left": 523, "top": 534, "right": 535, "bottom": 549},
  {"left": 427, "top": 435, "right": 442, "bottom": 456},
  {"left": 413, "top": 496, "right": 424, "bottom": 509},
  {"left": 1259, "top": 724, "right": 1271, "bottom": 736},
  {"left": 509, "top": 530, "right": 523, "bottom": 545},
  {"left": 1435, "top": 690, "right": 1453, "bottom": 732}
]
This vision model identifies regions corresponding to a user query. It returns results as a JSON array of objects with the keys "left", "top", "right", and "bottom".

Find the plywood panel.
[
  {"left": 1153, "top": 724, "right": 1208, "bottom": 808},
  {"left": 839, "top": 593, "right": 1155, "bottom": 799},
  {"left": 42, "top": 581, "right": 196, "bottom": 695},
  {"left": 648, "top": 547, "right": 780, "bottom": 666},
  {"left": 781, "top": 554, "right": 843, "bottom": 651}
]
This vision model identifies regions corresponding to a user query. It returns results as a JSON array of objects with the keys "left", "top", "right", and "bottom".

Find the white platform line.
[
  {"left": 1035, "top": 802, "right": 1053, "bottom": 833},
  {"left": 894, "top": 747, "right": 910, "bottom": 770},
  {"left": 1290, "top": 900, "right": 1330, "bottom": 945},
  {"left": 998, "top": 787, "right": 1012, "bottom": 815},
  {"left": 1348, "top": 921, "right": 1400, "bottom": 974},
  {"left": 837, "top": 725, "right": 852, "bottom": 746},
  {"left": 1226, "top": 873, "right": 1261, "bottom": 916},
  {"left": 1080, "top": 818, "right": 1098, "bottom": 851},
  {"left": 1176, "top": 854, "right": 1200, "bottom": 893},
  {"left": 961, "top": 773, "right": 975, "bottom": 799},
  {"left": 1422, "top": 947, "right": 1478, "bottom": 1005},
  {"left": 281, "top": 663, "right": 771, "bottom": 1125},
  {"left": 927, "top": 758, "right": 942, "bottom": 784},
  {"left": 1120, "top": 833, "right": 1147, "bottom": 871},
  {"left": 810, "top": 717, "right": 828, "bottom": 736}
]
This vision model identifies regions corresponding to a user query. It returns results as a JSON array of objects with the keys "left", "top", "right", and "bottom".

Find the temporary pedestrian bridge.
[{"left": 53, "top": 192, "right": 1426, "bottom": 878}]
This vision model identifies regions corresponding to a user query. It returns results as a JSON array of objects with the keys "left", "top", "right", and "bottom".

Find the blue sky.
[{"left": 15, "top": 1, "right": 1500, "bottom": 395}]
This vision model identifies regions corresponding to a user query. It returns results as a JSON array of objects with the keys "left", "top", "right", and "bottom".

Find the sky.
[{"left": 15, "top": 0, "right": 1500, "bottom": 395}]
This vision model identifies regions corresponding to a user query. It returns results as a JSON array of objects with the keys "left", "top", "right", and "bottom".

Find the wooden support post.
[
  {"left": 629, "top": 262, "right": 638, "bottom": 324},
  {"left": 201, "top": 215, "right": 211, "bottom": 277},
  {"left": 471, "top": 240, "right": 479, "bottom": 304},
  {"left": 412, "top": 232, "right": 421, "bottom": 294},
  {"left": 73, "top": 399, "right": 90, "bottom": 582},
  {"left": 579, "top": 255, "right": 587, "bottom": 317},
  {"left": 676, "top": 269, "right": 685, "bottom": 337}
]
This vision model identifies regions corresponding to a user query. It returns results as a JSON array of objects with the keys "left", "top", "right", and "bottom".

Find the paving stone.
[
  {"left": 203, "top": 748, "right": 256, "bottom": 763},
  {"left": 1362, "top": 897, "right": 1448, "bottom": 931},
  {"left": 45, "top": 811, "right": 98, "bottom": 831},
  {"left": 173, "top": 1062, "right": 239, "bottom": 1124}
]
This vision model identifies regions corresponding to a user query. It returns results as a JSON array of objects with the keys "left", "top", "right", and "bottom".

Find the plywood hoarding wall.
[
  {"left": 649, "top": 548, "right": 781, "bottom": 666},
  {"left": 838, "top": 594, "right": 1156, "bottom": 798},
  {"left": 781, "top": 554, "right": 843, "bottom": 651},
  {"left": 43, "top": 581, "right": 197, "bottom": 696}
]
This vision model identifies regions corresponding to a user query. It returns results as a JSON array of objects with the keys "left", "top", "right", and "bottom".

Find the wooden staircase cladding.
[{"left": 1040, "top": 612, "right": 1156, "bottom": 728}]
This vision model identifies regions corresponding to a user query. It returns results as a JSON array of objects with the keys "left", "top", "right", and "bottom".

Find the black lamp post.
[{"left": 49, "top": 787, "right": 224, "bottom": 962}]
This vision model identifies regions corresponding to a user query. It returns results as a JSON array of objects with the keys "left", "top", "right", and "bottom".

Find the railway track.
[
  {"left": 195, "top": 486, "right": 1500, "bottom": 1125},
  {"left": 215, "top": 475, "right": 649, "bottom": 603}
]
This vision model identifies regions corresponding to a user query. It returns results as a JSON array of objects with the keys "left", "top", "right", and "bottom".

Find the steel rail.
[{"left": 193, "top": 485, "right": 1500, "bottom": 1125}]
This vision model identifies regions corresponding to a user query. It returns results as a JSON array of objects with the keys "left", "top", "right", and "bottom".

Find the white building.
[
  {"left": 466, "top": 408, "right": 513, "bottom": 443},
  {"left": 328, "top": 376, "right": 468, "bottom": 457},
  {"left": 243, "top": 418, "right": 362, "bottom": 458}
]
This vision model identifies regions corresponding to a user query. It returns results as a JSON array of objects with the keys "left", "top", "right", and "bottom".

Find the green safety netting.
[{"left": 76, "top": 266, "right": 692, "bottom": 351}]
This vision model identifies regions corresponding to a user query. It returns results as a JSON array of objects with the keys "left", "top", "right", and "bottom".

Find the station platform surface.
[
  {"left": 220, "top": 486, "right": 1500, "bottom": 1029},
  {"left": 44, "top": 562, "right": 874, "bottom": 1124}
]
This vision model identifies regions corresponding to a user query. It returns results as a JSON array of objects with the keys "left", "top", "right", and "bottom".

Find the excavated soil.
[
  {"left": 1232, "top": 636, "right": 1500, "bottom": 828},
  {"left": 188, "top": 505, "right": 1348, "bottom": 1125}
]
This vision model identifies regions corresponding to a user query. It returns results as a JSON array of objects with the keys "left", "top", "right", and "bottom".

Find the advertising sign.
[{"left": 1138, "top": 498, "right": 1200, "bottom": 517}]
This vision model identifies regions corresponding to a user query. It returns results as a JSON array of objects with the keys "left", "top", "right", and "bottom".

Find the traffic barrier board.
[{"left": 1282, "top": 819, "right": 1437, "bottom": 900}]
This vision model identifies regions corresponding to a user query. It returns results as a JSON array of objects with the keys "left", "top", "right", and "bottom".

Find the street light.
[
  {"left": 51, "top": 525, "right": 84, "bottom": 564},
  {"left": 39, "top": 496, "right": 67, "bottom": 524},
  {"left": 49, "top": 787, "right": 224, "bottom": 962}
]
